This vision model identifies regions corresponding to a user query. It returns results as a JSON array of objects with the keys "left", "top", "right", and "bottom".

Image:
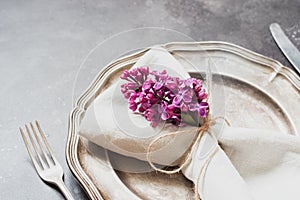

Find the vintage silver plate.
[{"left": 66, "top": 42, "right": 300, "bottom": 200}]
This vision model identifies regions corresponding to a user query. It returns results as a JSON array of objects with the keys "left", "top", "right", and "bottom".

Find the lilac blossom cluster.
[{"left": 120, "top": 66, "right": 209, "bottom": 127}]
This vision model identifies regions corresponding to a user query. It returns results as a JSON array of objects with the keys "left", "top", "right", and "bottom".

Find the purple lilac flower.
[{"left": 120, "top": 66, "right": 209, "bottom": 127}]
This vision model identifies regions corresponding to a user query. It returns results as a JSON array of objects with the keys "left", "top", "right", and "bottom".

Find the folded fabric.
[
  {"left": 218, "top": 127, "right": 300, "bottom": 200},
  {"left": 182, "top": 131, "right": 254, "bottom": 200},
  {"left": 80, "top": 47, "right": 252, "bottom": 199},
  {"left": 80, "top": 47, "right": 198, "bottom": 166},
  {"left": 80, "top": 46, "right": 300, "bottom": 200},
  {"left": 182, "top": 126, "right": 300, "bottom": 200}
]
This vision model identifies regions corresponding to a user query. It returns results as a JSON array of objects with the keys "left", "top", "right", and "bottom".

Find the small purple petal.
[
  {"left": 142, "top": 81, "right": 152, "bottom": 91},
  {"left": 161, "top": 112, "right": 170, "bottom": 120},
  {"left": 144, "top": 108, "right": 155, "bottom": 121},
  {"left": 172, "top": 95, "right": 182, "bottom": 105},
  {"left": 180, "top": 103, "right": 189, "bottom": 112},
  {"left": 199, "top": 108, "right": 207, "bottom": 118},
  {"left": 120, "top": 70, "right": 130, "bottom": 80},
  {"left": 154, "top": 81, "right": 163, "bottom": 90},
  {"left": 129, "top": 102, "right": 137, "bottom": 111},
  {"left": 182, "top": 89, "right": 194, "bottom": 103},
  {"left": 199, "top": 101, "right": 209, "bottom": 107},
  {"left": 138, "top": 66, "right": 149, "bottom": 75},
  {"left": 198, "top": 102, "right": 209, "bottom": 118},
  {"left": 129, "top": 68, "right": 138, "bottom": 76},
  {"left": 198, "top": 89, "right": 208, "bottom": 100}
]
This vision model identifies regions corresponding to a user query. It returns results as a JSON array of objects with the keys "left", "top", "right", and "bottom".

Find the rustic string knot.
[{"left": 146, "top": 116, "right": 230, "bottom": 200}]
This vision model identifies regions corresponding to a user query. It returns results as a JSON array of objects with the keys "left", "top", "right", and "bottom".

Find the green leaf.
[{"left": 181, "top": 113, "right": 198, "bottom": 126}]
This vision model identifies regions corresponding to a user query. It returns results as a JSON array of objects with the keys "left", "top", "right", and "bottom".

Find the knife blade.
[{"left": 270, "top": 23, "right": 300, "bottom": 74}]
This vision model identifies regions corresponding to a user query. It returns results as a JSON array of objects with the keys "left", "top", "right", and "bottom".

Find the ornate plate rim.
[{"left": 66, "top": 41, "right": 300, "bottom": 199}]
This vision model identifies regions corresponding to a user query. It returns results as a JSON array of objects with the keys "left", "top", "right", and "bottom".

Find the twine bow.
[{"left": 146, "top": 116, "right": 230, "bottom": 200}]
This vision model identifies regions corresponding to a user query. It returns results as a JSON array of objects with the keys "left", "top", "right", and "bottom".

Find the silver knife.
[{"left": 270, "top": 23, "right": 300, "bottom": 74}]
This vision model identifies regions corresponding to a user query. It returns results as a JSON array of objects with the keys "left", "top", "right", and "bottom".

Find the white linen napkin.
[
  {"left": 219, "top": 127, "right": 300, "bottom": 200},
  {"left": 80, "top": 46, "right": 300, "bottom": 200},
  {"left": 80, "top": 47, "right": 252, "bottom": 199},
  {"left": 80, "top": 47, "right": 199, "bottom": 166},
  {"left": 182, "top": 131, "right": 253, "bottom": 200},
  {"left": 181, "top": 126, "right": 300, "bottom": 200}
]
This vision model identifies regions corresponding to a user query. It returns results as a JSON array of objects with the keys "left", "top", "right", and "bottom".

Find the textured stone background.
[{"left": 0, "top": 0, "right": 299, "bottom": 199}]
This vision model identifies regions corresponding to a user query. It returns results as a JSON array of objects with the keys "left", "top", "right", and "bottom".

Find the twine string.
[{"left": 146, "top": 116, "right": 230, "bottom": 200}]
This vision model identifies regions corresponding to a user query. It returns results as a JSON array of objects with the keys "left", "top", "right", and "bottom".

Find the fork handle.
[{"left": 55, "top": 179, "right": 75, "bottom": 200}]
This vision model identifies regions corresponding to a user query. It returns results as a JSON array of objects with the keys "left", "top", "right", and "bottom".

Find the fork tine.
[
  {"left": 25, "top": 124, "right": 47, "bottom": 169},
  {"left": 30, "top": 122, "right": 53, "bottom": 167},
  {"left": 19, "top": 127, "right": 42, "bottom": 172},
  {"left": 21, "top": 123, "right": 75, "bottom": 200},
  {"left": 35, "top": 120, "right": 58, "bottom": 164}
]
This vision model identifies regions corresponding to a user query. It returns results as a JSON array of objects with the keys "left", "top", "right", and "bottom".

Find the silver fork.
[{"left": 20, "top": 120, "right": 74, "bottom": 200}]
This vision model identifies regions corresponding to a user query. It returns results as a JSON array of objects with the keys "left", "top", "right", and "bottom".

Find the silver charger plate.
[{"left": 66, "top": 42, "right": 300, "bottom": 200}]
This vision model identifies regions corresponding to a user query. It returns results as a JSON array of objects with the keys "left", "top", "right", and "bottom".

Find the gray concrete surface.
[{"left": 0, "top": 0, "right": 299, "bottom": 199}]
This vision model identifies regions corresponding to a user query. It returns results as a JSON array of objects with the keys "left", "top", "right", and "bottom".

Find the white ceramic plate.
[{"left": 66, "top": 42, "right": 300, "bottom": 200}]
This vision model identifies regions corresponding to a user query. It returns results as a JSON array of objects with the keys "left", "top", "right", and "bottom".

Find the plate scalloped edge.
[{"left": 66, "top": 41, "right": 300, "bottom": 200}]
